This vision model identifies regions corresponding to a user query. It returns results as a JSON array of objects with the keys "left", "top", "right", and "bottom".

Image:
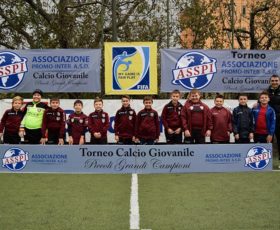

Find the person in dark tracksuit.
[
  {"left": 114, "top": 95, "right": 136, "bottom": 144},
  {"left": 161, "top": 90, "right": 183, "bottom": 144},
  {"left": 232, "top": 94, "right": 254, "bottom": 143},
  {"left": 135, "top": 96, "right": 160, "bottom": 145},
  {"left": 41, "top": 98, "right": 65, "bottom": 145},
  {"left": 88, "top": 97, "right": 109, "bottom": 144},
  {"left": 67, "top": 100, "right": 87, "bottom": 145},
  {"left": 0, "top": 96, "right": 24, "bottom": 144},
  {"left": 19, "top": 89, "right": 49, "bottom": 144},
  {"left": 267, "top": 74, "right": 280, "bottom": 159}
]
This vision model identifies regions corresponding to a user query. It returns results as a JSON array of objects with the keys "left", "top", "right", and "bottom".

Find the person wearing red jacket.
[
  {"left": 41, "top": 98, "right": 66, "bottom": 145},
  {"left": 114, "top": 95, "right": 136, "bottom": 144},
  {"left": 88, "top": 97, "right": 109, "bottom": 144},
  {"left": 161, "top": 90, "right": 183, "bottom": 144},
  {"left": 135, "top": 96, "right": 160, "bottom": 145},
  {"left": 210, "top": 95, "right": 232, "bottom": 143},
  {"left": 181, "top": 89, "right": 212, "bottom": 144},
  {"left": 67, "top": 100, "right": 88, "bottom": 145},
  {"left": 0, "top": 96, "right": 24, "bottom": 144}
]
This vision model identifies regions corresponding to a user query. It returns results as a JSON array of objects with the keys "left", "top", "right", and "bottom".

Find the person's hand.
[
  {"left": 94, "top": 132, "right": 101, "bottom": 138},
  {"left": 155, "top": 139, "right": 159, "bottom": 143},
  {"left": 175, "top": 128, "right": 182, "bottom": 134},
  {"left": 79, "top": 136, "right": 85, "bottom": 145},
  {"left": 0, "top": 133, "right": 3, "bottom": 139},
  {"left": 68, "top": 136, "right": 73, "bottom": 145},
  {"left": 249, "top": 133, "right": 254, "bottom": 140},
  {"left": 235, "top": 134, "right": 239, "bottom": 140},
  {"left": 227, "top": 131, "right": 230, "bottom": 137},
  {"left": 267, "top": 135, "right": 273, "bottom": 143},
  {"left": 205, "top": 130, "right": 211, "bottom": 137},
  {"left": 115, "top": 135, "right": 119, "bottom": 142},
  {"left": 58, "top": 138, "right": 64, "bottom": 145},
  {"left": 184, "top": 130, "right": 191, "bottom": 137},
  {"left": 167, "top": 128, "right": 174, "bottom": 134},
  {"left": 40, "top": 138, "right": 47, "bottom": 145},
  {"left": 134, "top": 138, "right": 140, "bottom": 143},
  {"left": 19, "top": 129, "right": 25, "bottom": 138}
]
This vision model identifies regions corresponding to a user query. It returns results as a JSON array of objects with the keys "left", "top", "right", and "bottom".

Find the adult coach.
[
  {"left": 267, "top": 74, "right": 280, "bottom": 159},
  {"left": 19, "top": 89, "right": 49, "bottom": 144}
]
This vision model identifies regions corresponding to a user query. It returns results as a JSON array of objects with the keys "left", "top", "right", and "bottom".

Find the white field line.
[{"left": 130, "top": 173, "right": 140, "bottom": 230}]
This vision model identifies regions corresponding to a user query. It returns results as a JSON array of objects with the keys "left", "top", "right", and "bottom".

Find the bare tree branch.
[
  {"left": 24, "top": 0, "right": 52, "bottom": 24},
  {"left": 0, "top": 41, "right": 16, "bottom": 49}
]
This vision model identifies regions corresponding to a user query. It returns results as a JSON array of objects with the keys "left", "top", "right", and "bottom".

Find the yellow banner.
[{"left": 105, "top": 42, "right": 157, "bottom": 95}]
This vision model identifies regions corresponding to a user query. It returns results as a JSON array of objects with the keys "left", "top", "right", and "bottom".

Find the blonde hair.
[{"left": 12, "top": 96, "right": 23, "bottom": 103}]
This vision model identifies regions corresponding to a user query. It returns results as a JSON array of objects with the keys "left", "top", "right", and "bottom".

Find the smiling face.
[
  {"left": 12, "top": 100, "right": 23, "bottom": 111},
  {"left": 189, "top": 92, "right": 200, "bottom": 103},
  {"left": 50, "top": 100, "right": 60, "bottom": 110},
  {"left": 238, "top": 96, "right": 248, "bottom": 106},
  {"left": 144, "top": 100, "right": 153, "bottom": 109},
  {"left": 214, "top": 97, "right": 224, "bottom": 108},
  {"left": 270, "top": 76, "right": 280, "bottom": 89},
  {"left": 121, "top": 97, "right": 130, "bottom": 108},
  {"left": 94, "top": 101, "right": 103, "bottom": 111},
  {"left": 32, "top": 93, "right": 41, "bottom": 103},
  {"left": 259, "top": 94, "right": 270, "bottom": 106},
  {"left": 74, "top": 103, "right": 83, "bottom": 113},
  {"left": 171, "top": 93, "right": 180, "bottom": 105}
]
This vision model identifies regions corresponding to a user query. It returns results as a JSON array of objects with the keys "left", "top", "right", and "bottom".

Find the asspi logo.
[
  {"left": 245, "top": 146, "right": 271, "bottom": 170},
  {"left": 2, "top": 147, "right": 29, "bottom": 171},
  {"left": 112, "top": 47, "right": 150, "bottom": 90},
  {"left": 0, "top": 52, "right": 28, "bottom": 90},
  {"left": 172, "top": 52, "right": 217, "bottom": 90}
]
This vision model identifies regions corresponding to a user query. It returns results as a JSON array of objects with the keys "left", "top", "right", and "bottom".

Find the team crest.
[
  {"left": 245, "top": 146, "right": 272, "bottom": 170},
  {"left": 172, "top": 52, "right": 217, "bottom": 90},
  {"left": 2, "top": 147, "right": 29, "bottom": 171},
  {"left": 0, "top": 52, "right": 28, "bottom": 89}
]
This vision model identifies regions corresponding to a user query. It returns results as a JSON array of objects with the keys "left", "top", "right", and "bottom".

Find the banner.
[
  {"left": 105, "top": 42, "right": 157, "bottom": 95},
  {"left": 161, "top": 49, "right": 280, "bottom": 92},
  {"left": 0, "top": 144, "right": 272, "bottom": 174},
  {"left": 0, "top": 49, "right": 101, "bottom": 92}
]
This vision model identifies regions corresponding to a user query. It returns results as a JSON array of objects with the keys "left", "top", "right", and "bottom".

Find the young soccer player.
[
  {"left": 114, "top": 95, "right": 136, "bottom": 144},
  {"left": 210, "top": 95, "right": 232, "bottom": 143},
  {"left": 0, "top": 96, "right": 24, "bottom": 144},
  {"left": 67, "top": 100, "right": 88, "bottom": 145},
  {"left": 181, "top": 89, "right": 212, "bottom": 144},
  {"left": 135, "top": 96, "right": 160, "bottom": 145},
  {"left": 41, "top": 98, "right": 66, "bottom": 145},
  {"left": 161, "top": 89, "right": 183, "bottom": 144},
  {"left": 252, "top": 91, "right": 276, "bottom": 143},
  {"left": 88, "top": 97, "right": 109, "bottom": 144},
  {"left": 19, "top": 89, "right": 49, "bottom": 144},
  {"left": 232, "top": 94, "right": 254, "bottom": 143}
]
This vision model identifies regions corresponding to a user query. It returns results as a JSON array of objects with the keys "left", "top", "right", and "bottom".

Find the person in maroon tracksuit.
[
  {"left": 67, "top": 100, "right": 88, "bottom": 145},
  {"left": 114, "top": 95, "right": 136, "bottom": 144},
  {"left": 135, "top": 96, "right": 160, "bottom": 145},
  {"left": 41, "top": 98, "right": 66, "bottom": 145},
  {"left": 88, "top": 97, "right": 109, "bottom": 144},
  {"left": 0, "top": 96, "right": 24, "bottom": 144},
  {"left": 161, "top": 90, "right": 183, "bottom": 144},
  {"left": 210, "top": 95, "right": 232, "bottom": 143},
  {"left": 181, "top": 89, "right": 212, "bottom": 144}
]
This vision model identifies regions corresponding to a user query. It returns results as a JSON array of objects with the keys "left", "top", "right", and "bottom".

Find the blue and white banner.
[
  {"left": 161, "top": 49, "right": 280, "bottom": 92},
  {"left": 0, "top": 144, "right": 272, "bottom": 174},
  {"left": 0, "top": 49, "right": 101, "bottom": 92}
]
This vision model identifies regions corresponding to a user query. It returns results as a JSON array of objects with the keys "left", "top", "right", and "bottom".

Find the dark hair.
[
  {"left": 33, "top": 89, "right": 43, "bottom": 96},
  {"left": 74, "top": 99, "right": 83, "bottom": 106},
  {"left": 94, "top": 96, "right": 103, "bottom": 104},
  {"left": 259, "top": 90, "right": 269, "bottom": 98},
  {"left": 215, "top": 94, "right": 224, "bottom": 100},
  {"left": 270, "top": 74, "right": 280, "bottom": 80},
  {"left": 121, "top": 95, "right": 130, "bottom": 100},
  {"left": 143, "top": 96, "right": 153, "bottom": 103},
  {"left": 171, "top": 89, "right": 181, "bottom": 95},
  {"left": 50, "top": 98, "right": 60, "bottom": 102},
  {"left": 238, "top": 93, "right": 248, "bottom": 99}
]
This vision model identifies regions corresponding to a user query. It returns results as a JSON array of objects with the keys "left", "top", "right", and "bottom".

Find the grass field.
[{"left": 0, "top": 172, "right": 279, "bottom": 230}]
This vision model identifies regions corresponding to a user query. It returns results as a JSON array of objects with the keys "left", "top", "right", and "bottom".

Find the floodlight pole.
[{"left": 230, "top": 0, "right": 234, "bottom": 49}]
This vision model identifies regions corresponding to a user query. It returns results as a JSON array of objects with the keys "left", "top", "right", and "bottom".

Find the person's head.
[
  {"left": 259, "top": 91, "right": 270, "bottom": 106},
  {"left": 188, "top": 89, "right": 201, "bottom": 103},
  {"left": 32, "top": 89, "right": 43, "bottom": 103},
  {"left": 214, "top": 94, "right": 224, "bottom": 108},
  {"left": 50, "top": 98, "right": 60, "bottom": 110},
  {"left": 12, "top": 96, "right": 23, "bottom": 111},
  {"left": 143, "top": 96, "right": 153, "bottom": 109},
  {"left": 74, "top": 99, "right": 83, "bottom": 113},
  {"left": 170, "top": 90, "right": 181, "bottom": 104},
  {"left": 121, "top": 95, "right": 131, "bottom": 108},
  {"left": 238, "top": 93, "right": 248, "bottom": 106},
  {"left": 94, "top": 97, "right": 103, "bottom": 111},
  {"left": 269, "top": 75, "right": 280, "bottom": 89}
]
